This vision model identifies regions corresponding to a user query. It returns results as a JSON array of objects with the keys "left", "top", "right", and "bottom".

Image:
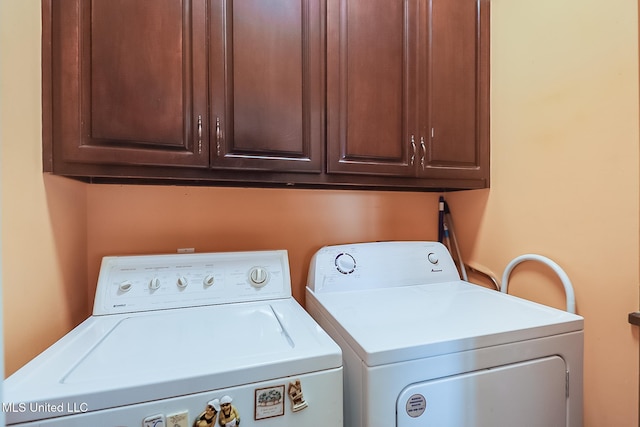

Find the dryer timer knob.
[
  {"left": 427, "top": 252, "right": 439, "bottom": 264},
  {"left": 335, "top": 253, "right": 356, "bottom": 274}
]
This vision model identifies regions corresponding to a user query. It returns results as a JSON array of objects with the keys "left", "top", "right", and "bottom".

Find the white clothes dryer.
[
  {"left": 306, "top": 241, "right": 583, "bottom": 427},
  {"left": 5, "top": 250, "right": 343, "bottom": 426}
]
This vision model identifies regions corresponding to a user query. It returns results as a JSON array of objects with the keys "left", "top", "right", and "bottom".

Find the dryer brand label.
[{"left": 406, "top": 394, "right": 426, "bottom": 418}]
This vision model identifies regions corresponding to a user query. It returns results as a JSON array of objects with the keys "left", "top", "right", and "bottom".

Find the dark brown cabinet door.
[
  {"left": 209, "top": 0, "right": 324, "bottom": 173},
  {"left": 326, "top": 0, "right": 418, "bottom": 177},
  {"left": 326, "top": 0, "right": 489, "bottom": 187},
  {"left": 419, "top": 0, "right": 489, "bottom": 181},
  {"left": 44, "top": 0, "right": 488, "bottom": 189},
  {"left": 49, "top": 0, "right": 208, "bottom": 170}
]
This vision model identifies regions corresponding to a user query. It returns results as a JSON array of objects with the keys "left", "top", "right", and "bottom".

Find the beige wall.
[
  {"left": 1, "top": 0, "right": 639, "bottom": 426},
  {"left": 449, "top": 0, "right": 640, "bottom": 425},
  {"left": 0, "top": 0, "right": 89, "bottom": 376}
]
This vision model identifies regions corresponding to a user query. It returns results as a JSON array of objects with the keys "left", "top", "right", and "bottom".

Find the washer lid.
[
  {"left": 308, "top": 280, "right": 583, "bottom": 367},
  {"left": 4, "top": 298, "right": 341, "bottom": 424}
]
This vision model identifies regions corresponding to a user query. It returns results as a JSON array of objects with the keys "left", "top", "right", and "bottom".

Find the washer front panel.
[{"left": 6, "top": 368, "right": 343, "bottom": 427}]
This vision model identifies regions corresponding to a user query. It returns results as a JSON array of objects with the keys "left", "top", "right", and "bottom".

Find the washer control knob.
[
  {"left": 335, "top": 253, "right": 356, "bottom": 274},
  {"left": 177, "top": 276, "right": 189, "bottom": 289},
  {"left": 149, "top": 277, "right": 161, "bottom": 290},
  {"left": 249, "top": 267, "right": 269, "bottom": 288},
  {"left": 203, "top": 275, "right": 215, "bottom": 287},
  {"left": 119, "top": 280, "right": 133, "bottom": 293},
  {"left": 427, "top": 252, "right": 439, "bottom": 264}
]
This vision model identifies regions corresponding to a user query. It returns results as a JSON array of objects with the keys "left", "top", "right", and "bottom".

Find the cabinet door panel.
[
  {"left": 422, "top": 0, "right": 489, "bottom": 180},
  {"left": 90, "top": 1, "right": 183, "bottom": 146},
  {"left": 52, "top": 0, "right": 208, "bottom": 168},
  {"left": 327, "top": 0, "right": 417, "bottom": 176},
  {"left": 210, "top": 0, "right": 323, "bottom": 172}
]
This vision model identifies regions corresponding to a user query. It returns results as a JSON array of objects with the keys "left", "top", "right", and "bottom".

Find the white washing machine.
[
  {"left": 4, "top": 250, "right": 343, "bottom": 426},
  {"left": 306, "top": 241, "right": 583, "bottom": 427}
]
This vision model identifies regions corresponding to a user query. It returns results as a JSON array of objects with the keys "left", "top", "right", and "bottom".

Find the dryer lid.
[{"left": 309, "top": 280, "right": 583, "bottom": 367}]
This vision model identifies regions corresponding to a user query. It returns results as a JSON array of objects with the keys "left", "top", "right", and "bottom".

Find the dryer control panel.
[
  {"left": 307, "top": 241, "right": 460, "bottom": 293},
  {"left": 93, "top": 250, "right": 291, "bottom": 315}
]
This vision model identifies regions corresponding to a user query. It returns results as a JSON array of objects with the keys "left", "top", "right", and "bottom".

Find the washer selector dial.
[
  {"left": 177, "top": 276, "right": 189, "bottom": 289},
  {"left": 119, "top": 280, "right": 133, "bottom": 293},
  {"left": 149, "top": 277, "right": 161, "bottom": 290},
  {"left": 249, "top": 267, "right": 269, "bottom": 288},
  {"left": 203, "top": 274, "right": 215, "bottom": 287},
  {"left": 335, "top": 252, "right": 356, "bottom": 274}
]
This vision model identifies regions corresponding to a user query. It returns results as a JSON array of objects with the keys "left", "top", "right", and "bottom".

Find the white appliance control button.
[
  {"left": 119, "top": 280, "right": 133, "bottom": 293},
  {"left": 203, "top": 274, "right": 215, "bottom": 287},
  {"left": 149, "top": 277, "right": 161, "bottom": 290},
  {"left": 427, "top": 252, "right": 439, "bottom": 264},
  {"left": 249, "top": 267, "right": 269, "bottom": 288},
  {"left": 177, "top": 276, "right": 189, "bottom": 289},
  {"left": 335, "top": 253, "right": 356, "bottom": 274}
]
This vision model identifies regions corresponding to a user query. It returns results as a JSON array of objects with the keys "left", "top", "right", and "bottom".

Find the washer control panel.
[
  {"left": 93, "top": 250, "right": 291, "bottom": 315},
  {"left": 307, "top": 241, "right": 460, "bottom": 293}
]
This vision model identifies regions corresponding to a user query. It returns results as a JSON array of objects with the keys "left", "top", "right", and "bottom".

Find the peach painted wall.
[
  {"left": 0, "top": 1, "right": 89, "bottom": 376},
  {"left": 447, "top": 1, "right": 640, "bottom": 426},
  {"left": 2, "top": 0, "right": 640, "bottom": 426},
  {"left": 85, "top": 186, "right": 438, "bottom": 304}
]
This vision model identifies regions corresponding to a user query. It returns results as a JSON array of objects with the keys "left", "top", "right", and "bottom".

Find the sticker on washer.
[
  {"left": 255, "top": 385, "right": 285, "bottom": 420},
  {"left": 167, "top": 411, "right": 188, "bottom": 427},
  {"left": 406, "top": 394, "right": 426, "bottom": 418}
]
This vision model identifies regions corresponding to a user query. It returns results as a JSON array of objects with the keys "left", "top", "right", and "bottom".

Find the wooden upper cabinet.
[
  {"left": 43, "top": 0, "right": 488, "bottom": 189},
  {"left": 326, "top": 0, "right": 418, "bottom": 177},
  {"left": 420, "top": 0, "right": 489, "bottom": 181},
  {"left": 49, "top": 0, "right": 208, "bottom": 169},
  {"left": 326, "top": 0, "right": 489, "bottom": 185},
  {"left": 209, "top": 0, "right": 324, "bottom": 173}
]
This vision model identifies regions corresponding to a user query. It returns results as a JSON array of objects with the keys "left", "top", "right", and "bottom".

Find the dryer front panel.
[{"left": 396, "top": 356, "right": 567, "bottom": 427}]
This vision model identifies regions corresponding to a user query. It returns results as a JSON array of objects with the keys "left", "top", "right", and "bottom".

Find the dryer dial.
[
  {"left": 335, "top": 253, "right": 356, "bottom": 274},
  {"left": 427, "top": 252, "right": 439, "bottom": 264}
]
